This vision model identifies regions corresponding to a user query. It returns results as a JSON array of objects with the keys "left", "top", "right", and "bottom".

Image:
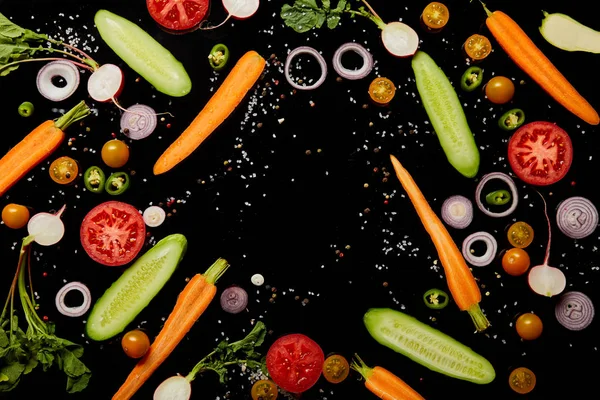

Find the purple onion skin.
[
  {"left": 441, "top": 195, "right": 473, "bottom": 229},
  {"left": 556, "top": 196, "right": 599, "bottom": 240},
  {"left": 555, "top": 291, "right": 595, "bottom": 331},
  {"left": 220, "top": 286, "right": 248, "bottom": 314}
]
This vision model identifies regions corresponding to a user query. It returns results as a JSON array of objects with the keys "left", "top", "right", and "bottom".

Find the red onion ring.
[
  {"left": 220, "top": 286, "right": 248, "bottom": 314},
  {"left": 332, "top": 42, "right": 374, "bottom": 80},
  {"left": 555, "top": 291, "right": 595, "bottom": 331},
  {"left": 36, "top": 60, "right": 80, "bottom": 102},
  {"left": 121, "top": 104, "right": 158, "bottom": 140},
  {"left": 55, "top": 282, "right": 91, "bottom": 317},
  {"left": 556, "top": 196, "right": 598, "bottom": 239},
  {"left": 462, "top": 231, "right": 497, "bottom": 267},
  {"left": 475, "top": 172, "right": 519, "bottom": 218},
  {"left": 284, "top": 46, "right": 327, "bottom": 90},
  {"left": 441, "top": 195, "right": 473, "bottom": 229}
]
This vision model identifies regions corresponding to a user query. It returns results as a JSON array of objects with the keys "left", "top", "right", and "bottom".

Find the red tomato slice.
[
  {"left": 266, "top": 333, "right": 324, "bottom": 393},
  {"left": 146, "top": 0, "right": 209, "bottom": 31},
  {"left": 507, "top": 121, "right": 573, "bottom": 186},
  {"left": 80, "top": 201, "right": 146, "bottom": 267}
]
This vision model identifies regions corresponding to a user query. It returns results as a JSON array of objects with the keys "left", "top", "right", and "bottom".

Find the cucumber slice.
[
  {"left": 539, "top": 11, "right": 600, "bottom": 54},
  {"left": 94, "top": 10, "right": 192, "bottom": 97},
  {"left": 364, "top": 308, "right": 495, "bottom": 384},
  {"left": 86, "top": 233, "right": 187, "bottom": 341},
  {"left": 412, "top": 51, "right": 480, "bottom": 178}
]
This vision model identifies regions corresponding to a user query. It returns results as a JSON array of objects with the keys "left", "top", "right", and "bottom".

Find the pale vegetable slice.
[
  {"left": 27, "top": 204, "right": 66, "bottom": 246},
  {"left": 539, "top": 11, "right": 600, "bottom": 53},
  {"left": 153, "top": 375, "right": 192, "bottom": 400}
]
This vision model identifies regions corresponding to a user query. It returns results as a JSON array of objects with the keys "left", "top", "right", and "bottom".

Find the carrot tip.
[
  {"left": 350, "top": 353, "right": 373, "bottom": 381},
  {"left": 467, "top": 303, "right": 491, "bottom": 332}
]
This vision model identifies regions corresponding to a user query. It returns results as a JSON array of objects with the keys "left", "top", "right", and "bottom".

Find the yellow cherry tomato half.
[
  {"left": 509, "top": 367, "right": 536, "bottom": 394},
  {"left": 501, "top": 248, "right": 530, "bottom": 276},
  {"left": 368, "top": 77, "right": 396, "bottom": 105},
  {"left": 485, "top": 76, "right": 515, "bottom": 104},
  {"left": 322, "top": 354, "right": 350, "bottom": 384},
  {"left": 49, "top": 156, "right": 79, "bottom": 184},
  {"left": 516, "top": 313, "right": 543, "bottom": 340},
  {"left": 2, "top": 203, "right": 30, "bottom": 229},
  {"left": 101, "top": 139, "right": 130, "bottom": 168},
  {"left": 464, "top": 34, "right": 492, "bottom": 60},
  {"left": 422, "top": 2, "right": 450, "bottom": 30},
  {"left": 507, "top": 221, "right": 534, "bottom": 248},
  {"left": 121, "top": 329, "right": 150, "bottom": 359},
  {"left": 251, "top": 379, "right": 278, "bottom": 400}
]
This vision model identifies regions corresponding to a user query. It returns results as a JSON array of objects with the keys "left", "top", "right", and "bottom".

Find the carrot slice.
[
  {"left": 153, "top": 50, "right": 266, "bottom": 175},
  {"left": 112, "top": 258, "right": 229, "bottom": 400},
  {"left": 389, "top": 155, "right": 489, "bottom": 332}
]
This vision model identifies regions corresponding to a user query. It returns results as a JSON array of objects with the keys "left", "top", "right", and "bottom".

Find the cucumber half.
[
  {"left": 94, "top": 9, "right": 192, "bottom": 97},
  {"left": 86, "top": 233, "right": 188, "bottom": 341},
  {"left": 540, "top": 11, "right": 600, "bottom": 54},
  {"left": 412, "top": 50, "right": 480, "bottom": 178},
  {"left": 364, "top": 308, "right": 495, "bottom": 384}
]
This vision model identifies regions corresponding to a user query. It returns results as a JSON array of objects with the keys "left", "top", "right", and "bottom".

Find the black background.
[{"left": 1, "top": 0, "right": 599, "bottom": 399}]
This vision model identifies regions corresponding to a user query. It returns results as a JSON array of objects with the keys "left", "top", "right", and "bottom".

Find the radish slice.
[
  {"left": 143, "top": 206, "right": 166, "bottom": 227},
  {"left": 154, "top": 375, "right": 191, "bottom": 400},
  {"left": 222, "top": 0, "right": 259, "bottom": 19},
  {"left": 55, "top": 282, "right": 92, "bottom": 317},
  {"left": 381, "top": 22, "right": 419, "bottom": 57},
  {"left": 27, "top": 204, "right": 66, "bottom": 246},
  {"left": 87, "top": 64, "right": 124, "bottom": 102},
  {"left": 36, "top": 61, "right": 80, "bottom": 102},
  {"left": 528, "top": 265, "right": 566, "bottom": 297}
]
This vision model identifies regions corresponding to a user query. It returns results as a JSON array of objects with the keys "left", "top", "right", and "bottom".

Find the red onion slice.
[
  {"left": 121, "top": 104, "right": 158, "bottom": 140},
  {"left": 284, "top": 46, "right": 327, "bottom": 90},
  {"left": 220, "top": 286, "right": 248, "bottom": 314},
  {"left": 55, "top": 282, "right": 91, "bottom": 317},
  {"left": 441, "top": 195, "right": 473, "bottom": 229},
  {"left": 332, "top": 43, "right": 374, "bottom": 80},
  {"left": 556, "top": 196, "right": 598, "bottom": 239},
  {"left": 475, "top": 172, "right": 519, "bottom": 218},
  {"left": 462, "top": 231, "right": 497, "bottom": 267},
  {"left": 36, "top": 60, "right": 80, "bottom": 102},
  {"left": 555, "top": 291, "right": 594, "bottom": 331}
]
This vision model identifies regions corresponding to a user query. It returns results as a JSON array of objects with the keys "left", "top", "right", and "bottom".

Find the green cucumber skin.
[
  {"left": 85, "top": 234, "right": 188, "bottom": 341},
  {"left": 364, "top": 308, "right": 495, "bottom": 384},
  {"left": 94, "top": 10, "right": 192, "bottom": 97},
  {"left": 412, "top": 51, "right": 480, "bottom": 178}
]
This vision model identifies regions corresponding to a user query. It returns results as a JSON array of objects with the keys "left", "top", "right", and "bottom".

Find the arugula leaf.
[
  {"left": 327, "top": 0, "right": 348, "bottom": 28},
  {"left": 0, "top": 13, "right": 47, "bottom": 41},
  {"left": 0, "top": 362, "right": 24, "bottom": 392},
  {"left": 66, "top": 371, "right": 91, "bottom": 394},
  {"left": 281, "top": 0, "right": 351, "bottom": 32}
]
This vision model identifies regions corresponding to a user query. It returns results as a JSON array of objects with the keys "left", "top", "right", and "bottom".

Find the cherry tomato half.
[
  {"left": 509, "top": 367, "right": 536, "bottom": 394},
  {"left": 507, "top": 221, "right": 534, "bottom": 248},
  {"left": 2, "top": 203, "right": 30, "bottom": 229},
  {"left": 485, "top": 76, "right": 515, "bottom": 104},
  {"left": 516, "top": 313, "right": 543, "bottom": 340},
  {"left": 101, "top": 139, "right": 130, "bottom": 168},
  {"left": 322, "top": 354, "right": 350, "bottom": 384},
  {"left": 49, "top": 156, "right": 79, "bottom": 185},
  {"left": 421, "top": 2, "right": 450, "bottom": 31},
  {"left": 502, "top": 248, "right": 530, "bottom": 276},
  {"left": 368, "top": 77, "right": 396, "bottom": 106},
  {"left": 464, "top": 34, "right": 492, "bottom": 60},
  {"left": 251, "top": 379, "right": 278, "bottom": 400},
  {"left": 121, "top": 329, "right": 150, "bottom": 358}
]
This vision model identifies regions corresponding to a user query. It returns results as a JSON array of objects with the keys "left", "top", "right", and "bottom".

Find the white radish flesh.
[
  {"left": 27, "top": 205, "right": 66, "bottom": 246},
  {"left": 222, "top": 0, "right": 259, "bottom": 19},
  {"left": 153, "top": 376, "right": 192, "bottom": 400},
  {"left": 528, "top": 265, "right": 566, "bottom": 297},
  {"left": 87, "top": 64, "right": 124, "bottom": 102},
  {"left": 381, "top": 22, "right": 419, "bottom": 57}
]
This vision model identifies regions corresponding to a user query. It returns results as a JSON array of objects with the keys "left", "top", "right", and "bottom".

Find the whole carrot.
[
  {"left": 0, "top": 100, "right": 90, "bottom": 196},
  {"left": 481, "top": 2, "right": 599, "bottom": 125},
  {"left": 154, "top": 50, "right": 265, "bottom": 175},
  {"left": 112, "top": 258, "right": 229, "bottom": 400},
  {"left": 351, "top": 355, "right": 425, "bottom": 400},
  {"left": 389, "top": 155, "right": 489, "bottom": 331}
]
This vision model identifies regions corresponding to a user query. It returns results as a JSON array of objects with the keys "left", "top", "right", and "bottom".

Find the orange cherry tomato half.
[
  {"left": 464, "top": 34, "right": 492, "bottom": 60},
  {"left": 515, "top": 313, "right": 543, "bottom": 340},
  {"left": 101, "top": 139, "right": 130, "bottom": 168},
  {"left": 322, "top": 354, "right": 350, "bottom": 384},
  {"left": 509, "top": 367, "right": 536, "bottom": 394},
  {"left": 251, "top": 379, "right": 278, "bottom": 400},
  {"left": 501, "top": 248, "right": 531, "bottom": 276},
  {"left": 507, "top": 221, "right": 534, "bottom": 248},
  {"left": 485, "top": 76, "right": 515, "bottom": 104},
  {"left": 422, "top": 2, "right": 450, "bottom": 30},
  {"left": 368, "top": 77, "right": 396, "bottom": 105},
  {"left": 49, "top": 156, "right": 79, "bottom": 185},
  {"left": 121, "top": 329, "right": 150, "bottom": 358},
  {"left": 2, "top": 203, "right": 30, "bottom": 229}
]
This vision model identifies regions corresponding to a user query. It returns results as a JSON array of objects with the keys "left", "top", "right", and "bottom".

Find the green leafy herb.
[
  {"left": 185, "top": 321, "right": 268, "bottom": 384},
  {"left": 0, "top": 240, "right": 91, "bottom": 393}
]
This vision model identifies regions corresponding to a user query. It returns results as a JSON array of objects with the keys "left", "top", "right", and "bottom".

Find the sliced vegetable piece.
[
  {"left": 364, "top": 308, "right": 495, "bottom": 384},
  {"left": 421, "top": 2, "right": 450, "bottom": 31},
  {"left": 507, "top": 221, "right": 534, "bottom": 248},
  {"left": 121, "top": 104, "right": 158, "bottom": 140},
  {"left": 381, "top": 22, "right": 419, "bottom": 57},
  {"left": 555, "top": 196, "right": 598, "bottom": 239},
  {"left": 208, "top": 43, "right": 230, "bottom": 71},
  {"left": 251, "top": 379, "right": 278, "bottom": 400},
  {"left": 322, "top": 354, "right": 350, "bottom": 384},
  {"left": 220, "top": 286, "right": 248, "bottom": 314},
  {"left": 368, "top": 77, "right": 396, "bottom": 105},
  {"left": 18, "top": 101, "right": 34, "bottom": 117},
  {"left": 486, "top": 189, "right": 511, "bottom": 206},
  {"left": 332, "top": 42, "right": 373, "bottom": 80},
  {"left": 153, "top": 375, "right": 191, "bottom": 400},
  {"left": 462, "top": 231, "right": 497, "bottom": 267},
  {"left": 460, "top": 66, "right": 483, "bottom": 92},
  {"left": 146, "top": 0, "right": 209, "bottom": 32},
  {"left": 87, "top": 63, "right": 124, "bottom": 102},
  {"left": 55, "top": 281, "right": 91, "bottom": 317},
  {"left": 475, "top": 172, "right": 518, "bottom": 218},
  {"left": 515, "top": 312, "right": 543, "bottom": 340},
  {"left": 540, "top": 11, "right": 600, "bottom": 54},
  {"left": 49, "top": 156, "right": 78, "bottom": 185},
  {"left": 464, "top": 34, "right": 492, "bottom": 60},
  {"left": 423, "top": 288, "right": 449, "bottom": 309},
  {"left": 441, "top": 195, "right": 473, "bottom": 229},
  {"left": 284, "top": 46, "right": 327, "bottom": 90},
  {"left": 498, "top": 108, "right": 525, "bottom": 131},
  {"left": 105, "top": 172, "right": 130, "bottom": 195},
  {"left": 555, "top": 291, "right": 595, "bottom": 331},
  {"left": 509, "top": 367, "right": 536, "bottom": 394},
  {"left": 143, "top": 206, "right": 166, "bottom": 227},
  {"left": 84, "top": 166, "right": 106, "bottom": 193},
  {"left": 37, "top": 60, "right": 80, "bottom": 101},
  {"left": 223, "top": 0, "right": 260, "bottom": 20},
  {"left": 27, "top": 204, "right": 66, "bottom": 246}
]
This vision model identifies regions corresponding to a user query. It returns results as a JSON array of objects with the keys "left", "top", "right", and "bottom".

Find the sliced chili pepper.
[
  {"left": 423, "top": 288, "right": 449, "bottom": 309},
  {"left": 84, "top": 166, "right": 106, "bottom": 193},
  {"left": 498, "top": 108, "right": 525, "bottom": 131},
  {"left": 486, "top": 189, "right": 511, "bottom": 206},
  {"left": 460, "top": 66, "right": 483, "bottom": 92},
  {"left": 105, "top": 172, "right": 130, "bottom": 195},
  {"left": 208, "top": 44, "right": 230, "bottom": 71}
]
